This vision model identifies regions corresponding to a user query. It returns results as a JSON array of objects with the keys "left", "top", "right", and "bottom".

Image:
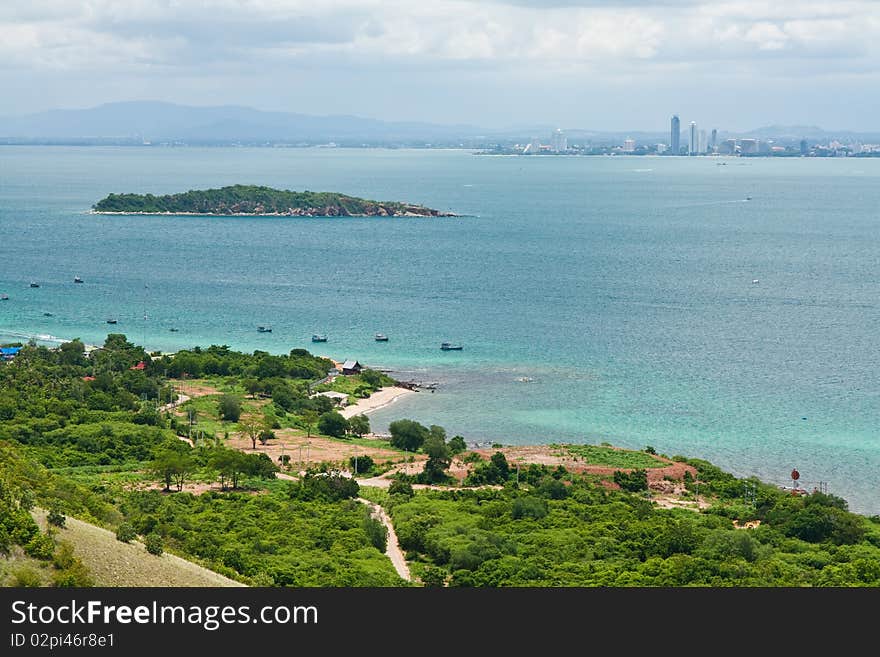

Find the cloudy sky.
[{"left": 1, "top": 0, "right": 878, "bottom": 131}]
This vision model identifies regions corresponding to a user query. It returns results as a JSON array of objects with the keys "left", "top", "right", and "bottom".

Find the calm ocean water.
[{"left": 1, "top": 146, "right": 878, "bottom": 514}]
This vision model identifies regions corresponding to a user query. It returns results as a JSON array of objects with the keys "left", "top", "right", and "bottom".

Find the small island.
[{"left": 92, "top": 184, "right": 456, "bottom": 217}]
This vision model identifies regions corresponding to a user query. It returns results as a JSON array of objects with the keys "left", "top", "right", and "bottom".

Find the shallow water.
[{"left": 1, "top": 147, "right": 878, "bottom": 513}]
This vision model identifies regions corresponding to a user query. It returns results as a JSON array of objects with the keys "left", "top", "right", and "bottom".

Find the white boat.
[
  {"left": 74, "top": 276, "right": 83, "bottom": 284},
  {"left": 312, "top": 334, "right": 328, "bottom": 342},
  {"left": 374, "top": 333, "right": 389, "bottom": 341},
  {"left": 257, "top": 326, "right": 272, "bottom": 333}
]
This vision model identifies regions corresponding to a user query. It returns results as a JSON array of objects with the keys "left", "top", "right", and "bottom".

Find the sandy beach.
[{"left": 340, "top": 386, "right": 417, "bottom": 418}]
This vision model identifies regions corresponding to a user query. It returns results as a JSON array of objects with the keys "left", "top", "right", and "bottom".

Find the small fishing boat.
[
  {"left": 257, "top": 326, "right": 272, "bottom": 333},
  {"left": 43, "top": 312, "right": 53, "bottom": 317},
  {"left": 440, "top": 342, "right": 463, "bottom": 351},
  {"left": 311, "top": 334, "right": 328, "bottom": 342},
  {"left": 0, "top": 294, "right": 8, "bottom": 300},
  {"left": 30, "top": 282, "right": 39, "bottom": 288},
  {"left": 74, "top": 276, "right": 83, "bottom": 284},
  {"left": 169, "top": 327, "right": 179, "bottom": 332},
  {"left": 106, "top": 318, "right": 117, "bottom": 324},
  {"left": 374, "top": 333, "right": 389, "bottom": 341}
]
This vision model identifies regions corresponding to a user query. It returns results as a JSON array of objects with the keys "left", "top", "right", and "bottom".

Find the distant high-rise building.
[
  {"left": 523, "top": 137, "right": 542, "bottom": 154},
  {"left": 800, "top": 139, "right": 808, "bottom": 155},
  {"left": 670, "top": 115, "right": 680, "bottom": 155},
  {"left": 710, "top": 129, "right": 717, "bottom": 152},
  {"left": 739, "top": 138, "right": 759, "bottom": 154},
  {"left": 623, "top": 138, "right": 636, "bottom": 152},
  {"left": 689, "top": 121, "right": 698, "bottom": 155},
  {"left": 656, "top": 143, "right": 668, "bottom": 154},
  {"left": 551, "top": 128, "right": 567, "bottom": 153},
  {"left": 699, "top": 130, "right": 706, "bottom": 154}
]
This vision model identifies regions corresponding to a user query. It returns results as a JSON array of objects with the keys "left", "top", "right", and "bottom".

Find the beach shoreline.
[{"left": 339, "top": 386, "right": 417, "bottom": 419}]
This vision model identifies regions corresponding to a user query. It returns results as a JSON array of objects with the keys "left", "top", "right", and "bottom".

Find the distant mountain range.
[
  {"left": 1, "top": 101, "right": 877, "bottom": 145},
  {"left": 0, "top": 101, "right": 486, "bottom": 145}
]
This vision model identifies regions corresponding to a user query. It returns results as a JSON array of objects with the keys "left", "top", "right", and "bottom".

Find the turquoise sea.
[{"left": 1, "top": 146, "right": 878, "bottom": 514}]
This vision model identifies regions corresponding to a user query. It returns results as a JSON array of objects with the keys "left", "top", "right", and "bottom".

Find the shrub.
[
  {"left": 145, "top": 533, "right": 164, "bottom": 556},
  {"left": 217, "top": 394, "right": 241, "bottom": 422},
  {"left": 25, "top": 532, "right": 56, "bottom": 560},
  {"left": 317, "top": 411, "right": 349, "bottom": 438},
  {"left": 512, "top": 496, "right": 548, "bottom": 520},
  {"left": 388, "top": 480, "right": 414, "bottom": 498},
  {"left": 115, "top": 522, "right": 137, "bottom": 543},
  {"left": 421, "top": 565, "right": 447, "bottom": 587},
  {"left": 447, "top": 436, "right": 467, "bottom": 455},
  {"left": 10, "top": 566, "right": 42, "bottom": 587},
  {"left": 614, "top": 469, "right": 649, "bottom": 492},
  {"left": 363, "top": 516, "right": 388, "bottom": 552},
  {"left": 53, "top": 560, "right": 94, "bottom": 587},
  {"left": 349, "top": 454, "right": 375, "bottom": 475},
  {"left": 47, "top": 506, "right": 66, "bottom": 528}
]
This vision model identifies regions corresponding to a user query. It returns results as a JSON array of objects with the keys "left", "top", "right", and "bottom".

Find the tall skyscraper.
[
  {"left": 550, "top": 128, "right": 567, "bottom": 153},
  {"left": 710, "top": 128, "right": 718, "bottom": 152},
  {"left": 689, "top": 121, "right": 697, "bottom": 155},
  {"left": 670, "top": 115, "right": 680, "bottom": 155}
]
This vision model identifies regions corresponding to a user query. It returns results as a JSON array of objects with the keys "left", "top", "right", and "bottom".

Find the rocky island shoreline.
[{"left": 92, "top": 184, "right": 457, "bottom": 217}]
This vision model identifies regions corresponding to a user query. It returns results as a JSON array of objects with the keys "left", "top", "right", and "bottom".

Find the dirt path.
[{"left": 357, "top": 498, "right": 411, "bottom": 582}]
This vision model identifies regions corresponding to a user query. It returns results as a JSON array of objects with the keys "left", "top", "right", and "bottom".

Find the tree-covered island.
[{"left": 92, "top": 185, "right": 456, "bottom": 217}]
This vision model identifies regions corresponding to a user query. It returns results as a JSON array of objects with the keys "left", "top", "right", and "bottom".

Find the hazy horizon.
[{"left": 2, "top": 1, "right": 879, "bottom": 133}]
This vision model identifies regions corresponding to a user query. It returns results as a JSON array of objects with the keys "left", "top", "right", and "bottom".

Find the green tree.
[
  {"left": 242, "top": 378, "right": 262, "bottom": 399},
  {"left": 389, "top": 419, "right": 429, "bottom": 452},
  {"left": 300, "top": 410, "right": 319, "bottom": 440},
  {"left": 388, "top": 480, "right": 414, "bottom": 498},
  {"left": 258, "top": 428, "right": 275, "bottom": 445},
  {"left": 447, "top": 435, "right": 467, "bottom": 455},
  {"left": 317, "top": 411, "right": 349, "bottom": 438},
  {"left": 240, "top": 417, "right": 262, "bottom": 450},
  {"left": 349, "top": 454, "right": 375, "bottom": 475},
  {"left": 421, "top": 433, "right": 452, "bottom": 483},
  {"left": 613, "top": 469, "right": 648, "bottom": 492},
  {"left": 421, "top": 566, "right": 447, "bottom": 587},
  {"left": 349, "top": 414, "right": 370, "bottom": 438},
  {"left": 218, "top": 394, "right": 241, "bottom": 422},
  {"left": 150, "top": 448, "right": 195, "bottom": 492},
  {"left": 490, "top": 452, "right": 510, "bottom": 479}
]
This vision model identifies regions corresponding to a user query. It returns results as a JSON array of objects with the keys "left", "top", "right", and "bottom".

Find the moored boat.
[
  {"left": 257, "top": 326, "right": 272, "bottom": 333},
  {"left": 312, "top": 334, "right": 328, "bottom": 342},
  {"left": 440, "top": 342, "right": 463, "bottom": 351},
  {"left": 374, "top": 333, "right": 389, "bottom": 341}
]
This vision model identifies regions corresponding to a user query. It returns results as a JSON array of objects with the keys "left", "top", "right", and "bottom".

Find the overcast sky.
[{"left": 1, "top": 0, "right": 878, "bottom": 131}]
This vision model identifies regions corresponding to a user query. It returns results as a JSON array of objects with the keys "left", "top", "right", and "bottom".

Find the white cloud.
[{"left": 1, "top": 0, "right": 879, "bottom": 124}]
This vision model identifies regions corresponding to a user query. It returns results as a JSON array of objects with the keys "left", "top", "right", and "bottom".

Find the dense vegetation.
[
  {"left": 388, "top": 466, "right": 880, "bottom": 586},
  {"left": 93, "top": 185, "right": 452, "bottom": 216},
  {"left": 3, "top": 335, "right": 880, "bottom": 587},
  {"left": 0, "top": 335, "right": 402, "bottom": 586},
  {"left": 118, "top": 480, "right": 401, "bottom": 586}
]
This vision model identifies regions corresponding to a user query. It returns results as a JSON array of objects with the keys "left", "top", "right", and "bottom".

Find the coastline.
[
  {"left": 88, "top": 210, "right": 458, "bottom": 217},
  {"left": 339, "top": 386, "right": 417, "bottom": 419}
]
